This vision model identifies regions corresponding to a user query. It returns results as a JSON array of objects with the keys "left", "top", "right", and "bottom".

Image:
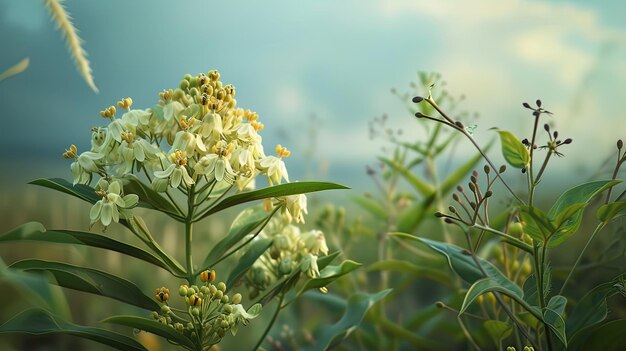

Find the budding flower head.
[
  {"left": 155, "top": 287, "right": 170, "bottom": 302},
  {"left": 117, "top": 97, "right": 133, "bottom": 111},
  {"left": 62, "top": 144, "right": 78, "bottom": 159},
  {"left": 276, "top": 144, "right": 291, "bottom": 158},
  {"left": 200, "top": 269, "right": 216, "bottom": 283}
]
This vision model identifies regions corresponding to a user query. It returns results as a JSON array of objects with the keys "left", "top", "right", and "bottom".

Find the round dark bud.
[
  {"left": 434, "top": 212, "right": 444, "bottom": 218},
  {"left": 472, "top": 170, "right": 479, "bottom": 178},
  {"left": 452, "top": 193, "right": 460, "bottom": 202},
  {"left": 468, "top": 182, "right": 476, "bottom": 192},
  {"left": 617, "top": 139, "right": 623, "bottom": 149},
  {"left": 522, "top": 102, "right": 531, "bottom": 109},
  {"left": 522, "top": 168, "right": 527, "bottom": 174},
  {"left": 484, "top": 165, "right": 490, "bottom": 174},
  {"left": 448, "top": 206, "right": 456, "bottom": 213},
  {"left": 444, "top": 218, "right": 454, "bottom": 224},
  {"left": 563, "top": 138, "right": 572, "bottom": 144},
  {"left": 470, "top": 176, "right": 477, "bottom": 184},
  {"left": 455, "top": 121, "right": 464, "bottom": 128},
  {"left": 415, "top": 112, "right": 425, "bottom": 118},
  {"left": 456, "top": 185, "right": 464, "bottom": 192},
  {"left": 553, "top": 131, "right": 558, "bottom": 139},
  {"left": 484, "top": 190, "right": 493, "bottom": 198},
  {"left": 470, "top": 202, "right": 477, "bottom": 210},
  {"left": 536, "top": 99, "right": 542, "bottom": 107},
  {"left": 435, "top": 301, "right": 445, "bottom": 308},
  {"left": 544, "top": 123, "right": 550, "bottom": 132},
  {"left": 499, "top": 165, "right": 507, "bottom": 173},
  {"left": 412, "top": 96, "right": 424, "bottom": 103},
  {"left": 522, "top": 138, "right": 529, "bottom": 146}
]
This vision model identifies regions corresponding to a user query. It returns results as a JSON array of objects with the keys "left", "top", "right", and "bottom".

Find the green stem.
[
  {"left": 252, "top": 294, "right": 284, "bottom": 351},
  {"left": 186, "top": 184, "right": 196, "bottom": 284},
  {"left": 472, "top": 224, "right": 532, "bottom": 253},
  {"left": 559, "top": 223, "right": 606, "bottom": 295}
]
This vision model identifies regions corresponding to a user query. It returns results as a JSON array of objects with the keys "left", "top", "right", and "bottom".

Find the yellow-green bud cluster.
[
  {"left": 245, "top": 218, "right": 330, "bottom": 298},
  {"left": 151, "top": 274, "right": 261, "bottom": 349}
]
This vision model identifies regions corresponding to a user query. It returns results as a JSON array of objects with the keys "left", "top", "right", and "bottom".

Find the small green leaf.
[
  {"left": 201, "top": 207, "right": 274, "bottom": 269},
  {"left": 226, "top": 238, "right": 273, "bottom": 289},
  {"left": 519, "top": 205, "right": 554, "bottom": 242},
  {"left": 0, "top": 308, "right": 147, "bottom": 351},
  {"left": 196, "top": 182, "right": 349, "bottom": 221},
  {"left": 9, "top": 260, "right": 159, "bottom": 310},
  {"left": 0, "top": 222, "right": 171, "bottom": 273},
  {"left": 596, "top": 201, "right": 626, "bottom": 223},
  {"left": 544, "top": 295, "right": 567, "bottom": 346},
  {"left": 496, "top": 130, "right": 530, "bottom": 168},
  {"left": 460, "top": 278, "right": 540, "bottom": 320},
  {"left": 547, "top": 180, "right": 620, "bottom": 246},
  {"left": 304, "top": 289, "right": 391, "bottom": 351},
  {"left": 298, "top": 260, "right": 362, "bottom": 294},
  {"left": 102, "top": 315, "right": 195, "bottom": 349}
]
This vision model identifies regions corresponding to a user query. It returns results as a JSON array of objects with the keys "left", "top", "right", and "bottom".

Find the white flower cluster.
[
  {"left": 63, "top": 70, "right": 297, "bottom": 228},
  {"left": 245, "top": 218, "right": 329, "bottom": 298}
]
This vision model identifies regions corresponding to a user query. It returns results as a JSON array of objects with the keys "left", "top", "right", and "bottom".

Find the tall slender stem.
[
  {"left": 186, "top": 184, "right": 196, "bottom": 284},
  {"left": 252, "top": 294, "right": 284, "bottom": 351}
]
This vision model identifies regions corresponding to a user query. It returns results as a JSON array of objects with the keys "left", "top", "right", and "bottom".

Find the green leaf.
[
  {"left": 483, "top": 320, "right": 512, "bottom": 347},
  {"left": 121, "top": 175, "right": 181, "bottom": 217},
  {"left": 30, "top": 178, "right": 100, "bottom": 204},
  {"left": 460, "top": 278, "right": 541, "bottom": 320},
  {"left": 366, "top": 259, "right": 450, "bottom": 286},
  {"left": 351, "top": 195, "right": 387, "bottom": 220},
  {"left": 201, "top": 207, "right": 274, "bottom": 269},
  {"left": 102, "top": 315, "right": 195, "bottom": 349},
  {"left": 298, "top": 260, "right": 362, "bottom": 294},
  {"left": 0, "top": 222, "right": 171, "bottom": 273},
  {"left": 378, "top": 156, "right": 434, "bottom": 196},
  {"left": 226, "top": 238, "right": 273, "bottom": 289},
  {"left": 304, "top": 289, "right": 391, "bottom": 351},
  {"left": 9, "top": 259, "right": 159, "bottom": 311},
  {"left": 568, "top": 274, "right": 626, "bottom": 341},
  {"left": 544, "top": 295, "right": 567, "bottom": 346},
  {"left": 196, "top": 182, "right": 349, "bottom": 221},
  {"left": 0, "top": 308, "right": 147, "bottom": 351},
  {"left": 519, "top": 205, "right": 555, "bottom": 242},
  {"left": 547, "top": 180, "right": 620, "bottom": 246},
  {"left": 522, "top": 272, "right": 551, "bottom": 306},
  {"left": 496, "top": 130, "right": 530, "bottom": 168},
  {"left": 596, "top": 201, "right": 626, "bottom": 223},
  {"left": 392, "top": 234, "right": 521, "bottom": 294}
]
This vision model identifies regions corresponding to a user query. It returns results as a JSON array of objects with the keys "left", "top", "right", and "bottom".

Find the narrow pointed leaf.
[
  {"left": 197, "top": 182, "right": 349, "bottom": 221},
  {"left": 9, "top": 259, "right": 159, "bottom": 310},
  {"left": 30, "top": 178, "right": 100, "bottom": 204},
  {"left": 201, "top": 207, "right": 274, "bottom": 269},
  {"left": 102, "top": 315, "right": 195, "bottom": 350},
  {"left": 596, "top": 201, "right": 626, "bottom": 223},
  {"left": 366, "top": 259, "right": 450, "bottom": 286},
  {"left": 351, "top": 195, "right": 387, "bottom": 220},
  {"left": 460, "top": 278, "right": 541, "bottom": 320},
  {"left": 121, "top": 175, "right": 181, "bottom": 216},
  {"left": 304, "top": 289, "right": 391, "bottom": 351},
  {"left": 226, "top": 238, "right": 273, "bottom": 289},
  {"left": 0, "top": 308, "right": 147, "bottom": 351},
  {"left": 0, "top": 222, "right": 171, "bottom": 272},
  {"left": 519, "top": 205, "right": 554, "bottom": 242},
  {"left": 544, "top": 295, "right": 568, "bottom": 346},
  {"left": 378, "top": 156, "right": 434, "bottom": 196},
  {"left": 298, "top": 260, "right": 362, "bottom": 294}
]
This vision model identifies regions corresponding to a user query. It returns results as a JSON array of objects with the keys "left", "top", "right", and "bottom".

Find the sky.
[{"left": 1, "top": 0, "right": 625, "bottom": 191}]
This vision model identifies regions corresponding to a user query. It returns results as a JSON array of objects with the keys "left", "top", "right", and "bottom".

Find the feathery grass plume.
[
  {"left": 44, "top": 0, "right": 98, "bottom": 93},
  {"left": 0, "top": 57, "right": 29, "bottom": 82}
]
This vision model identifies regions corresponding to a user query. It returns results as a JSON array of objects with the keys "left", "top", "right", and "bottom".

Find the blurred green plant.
[
  {"left": 391, "top": 86, "right": 626, "bottom": 350},
  {"left": 0, "top": 70, "right": 370, "bottom": 350}
]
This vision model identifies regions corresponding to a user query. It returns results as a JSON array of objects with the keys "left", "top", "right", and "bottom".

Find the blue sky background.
[{"left": 1, "top": 0, "right": 625, "bottom": 191}]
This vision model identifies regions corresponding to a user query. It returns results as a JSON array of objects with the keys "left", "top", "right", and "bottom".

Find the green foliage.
[{"left": 497, "top": 130, "right": 530, "bottom": 169}]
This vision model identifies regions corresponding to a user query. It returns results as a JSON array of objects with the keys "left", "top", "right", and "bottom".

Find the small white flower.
[
  {"left": 258, "top": 156, "right": 289, "bottom": 185},
  {"left": 70, "top": 151, "right": 104, "bottom": 185},
  {"left": 194, "top": 141, "right": 236, "bottom": 183},
  {"left": 300, "top": 253, "right": 320, "bottom": 278},
  {"left": 153, "top": 150, "right": 194, "bottom": 189},
  {"left": 280, "top": 193, "right": 307, "bottom": 223},
  {"left": 301, "top": 229, "right": 328, "bottom": 256},
  {"left": 89, "top": 179, "right": 138, "bottom": 227}
]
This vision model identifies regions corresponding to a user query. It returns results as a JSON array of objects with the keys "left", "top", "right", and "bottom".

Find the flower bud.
[
  {"left": 200, "top": 269, "right": 216, "bottom": 283},
  {"left": 215, "top": 290, "right": 223, "bottom": 300},
  {"left": 221, "top": 294, "right": 229, "bottom": 304},
  {"left": 161, "top": 305, "right": 171, "bottom": 314},
  {"left": 224, "top": 304, "right": 234, "bottom": 314},
  {"left": 191, "top": 307, "right": 200, "bottom": 317},
  {"left": 232, "top": 293, "right": 242, "bottom": 304},
  {"left": 179, "top": 285, "right": 189, "bottom": 296},
  {"left": 217, "top": 282, "right": 226, "bottom": 292}
]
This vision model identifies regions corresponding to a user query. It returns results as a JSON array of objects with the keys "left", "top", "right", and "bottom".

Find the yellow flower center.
[{"left": 276, "top": 144, "right": 291, "bottom": 158}]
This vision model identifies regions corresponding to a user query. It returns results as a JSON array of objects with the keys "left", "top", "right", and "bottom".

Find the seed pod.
[{"left": 412, "top": 96, "right": 424, "bottom": 103}]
